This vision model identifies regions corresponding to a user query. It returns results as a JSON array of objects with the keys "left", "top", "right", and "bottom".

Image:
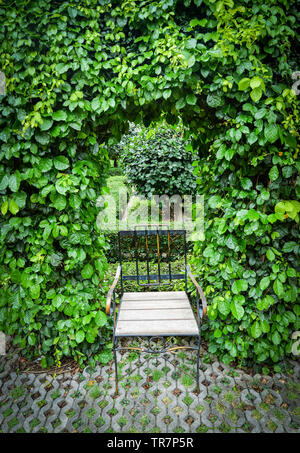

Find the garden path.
[{"left": 0, "top": 337, "right": 299, "bottom": 433}]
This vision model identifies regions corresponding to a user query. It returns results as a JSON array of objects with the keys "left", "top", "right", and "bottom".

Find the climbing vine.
[{"left": 0, "top": 0, "right": 299, "bottom": 368}]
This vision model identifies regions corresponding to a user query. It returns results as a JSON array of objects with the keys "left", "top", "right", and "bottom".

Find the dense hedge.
[
  {"left": 187, "top": 3, "right": 300, "bottom": 367},
  {"left": 0, "top": 0, "right": 299, "bottom": 369},
  {"left": 121, "top": 122, "right": 197, "bottom": 197}
]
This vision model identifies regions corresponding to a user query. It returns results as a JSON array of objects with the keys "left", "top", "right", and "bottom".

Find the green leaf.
[
  {"left": 282, "top": 166, "right": 293, "bottom": 178},
  {"left": 81, "top": 263, "right": 94, "bottom": 279},
  {"left": 28, "top": 333, "right": 36, "bottom": 346},
  {"left": 98, "top": 349, "right": 113, "bottom": 364},
  {"left": 186, "top": 94, "right": 197, "bottom": 105},
  {"left": 53, "top": 294, "right": 64, "bottom": 308},
  {"left": 186, "top": 38, "right": 197, "bottom": 49},
  {"left": 52, "top": 110, "right": 67, "bottom": 121},
  {"left": 269, "top": 165, "right": 279, "bottom": 181},
  {"left": 272, "top": 331, "right": 281, "bottom": 345},
  {"left": 163, "top": 89, "right": 171, "bottom": 100},
  {"left": 30, "top": 284, "right": 40, "bottom": 299},
  {"left": 247, "top": 209, "right": 260, "bottom": 220},
  {"left": 40, "top": 118, "right": 53, "bottom": 131},
  {"left": 214, "top": 328, "right": 222, "bottom": 338},
  {"left": 257, "top": 295, "right": 273, "bottom": 311},
  {"left": 175, "top": 97, "right": 186, "bottom": 110},
  {"left": 75, "top": 331, "right": 85, "bottom": 343},
  {"left": 251, "top": 321, "right": 262, "bottom": 338},
  {"left": 68, "top": 6, "right": 77, "bottom": 18},
  {"left": 208, "top": 195, "right": 221, "bottom": 209},
  {"left": 230, "top": 300, "right": 244, "bottom": 321},
  {"left": 0, "top": 127, "right": 10, "bottom": 143},
  {"left": 186, "top": 54, "right": 195, "bottom": 68},
  {"left": 207, "top": 93, "right": 223, "bottom": 108},
  {"left": 241, "top": 178, "right": 252, "bottom": 190},
  {"left": 56, "top": 63, "right": 70, "bottom": 74},
  {"left": 260, "top": 276, "right": 270, "bottom": 291},
  {"left": 95, "top": 311, "right": 107, "bottom": 327},
  {"left": 69, "top": 194, "right": 81, "bottom": 209},
  {"left": 59, "top": 225, "right": 68, "bottom": 236},
  {"left": 282, "top": 241, "right": 297, "bottom": 253},
  {"left": 266, "top": 249, "right": 275, "bottom": 261},
  {"left": 273, "top": 279, "right": 284, "bottom": 298},
  {"left": 41, "top": 357, "right": 47, "bottom": 368},
  {"left": 250, "top": 77, "right": 261, "bottom": 89},
  {"left": 8, "top": 173, "right": 20, "bottom": 192},
  {"left": 224, "top": 148, "right": 234, "bottom": 161},
  {"left": 85, "top": 330, "right": 96, "bottom": 344},
  {"left": 50, "top": 193, "right": 66, "bottom": 211},
  {"left": 218, "top": 298, "right": 231, "bottom": 316},
  {"left": 264, "top": 124, "right": 279, "bottom": 144},
  {"left": 43, "top": 224, "right": 52, "bottom": 240},
  {"left": 9, "top": 200, "right": 19, "bottom": 214},
  {"left": 232, "top": 279, "right": 248, "bottom": 294},
  {"left": 216, "top": 144, "right": 226, "bottom": 159},
  {"left": 190, "top": 17, "right": 206, "bottom": 27},
  {"left": 255, "top": 108, "right": 267, "bottom": 119},
  {"left": 54, "top": 156, "right": 70, "bottom": 170},
  {"left": 261, "top": 319, "right": 270, "bottom": 333},
  {"left": 287, "top": 267, "right": 296, "bottom": 278},
  {"left": 0, "top": 175, "right": 8, "bottom": 191},
  {"left": 250, "top": 87, "right": 262, "bottom": 102},
  {"left": 1, "top": 200, "right": 8, "bottom": 215},
  {"left": 69, "top": 122, "right": 81, "bottom": 131},
  {"left": 238, "top": 78, "right": 250, "bottom": 91},
  {"left": 91, "top": 97, "right": 101, "bottom": 111},
  {"left": 35, "top": 132, "right": 50, "bottom": 145},
  {"left": 225, "top": 234, "right": 239, "bottom": 251},
  {"left": 39, "top": 158, "right": 53, "bottom": 173}
]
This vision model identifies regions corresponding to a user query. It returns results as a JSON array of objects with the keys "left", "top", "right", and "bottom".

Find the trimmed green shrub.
[{"left": 121, "top": 123, "right": 197, "bottom": 197}]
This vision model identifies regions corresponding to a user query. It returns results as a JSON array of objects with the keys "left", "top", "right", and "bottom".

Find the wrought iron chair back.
[{"left": 118, "top": 225, "right": 187, "bottom": 289}]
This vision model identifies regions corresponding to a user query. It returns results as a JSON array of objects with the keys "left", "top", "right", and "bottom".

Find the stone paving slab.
[{"left": 0, "top": 337, "right": 299, "bottom": 433}]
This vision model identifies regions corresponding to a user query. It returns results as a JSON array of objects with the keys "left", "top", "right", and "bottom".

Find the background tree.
[{"left": 121, "top": 122, "right": 197, "bottom": 198}]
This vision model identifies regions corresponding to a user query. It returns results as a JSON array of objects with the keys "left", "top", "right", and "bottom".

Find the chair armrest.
[
  {"left": 106, "top": 265, "right": 122, "bottom": 315},
  {"left": 186, "top": 265, "right": 207, "bottom": 318}
]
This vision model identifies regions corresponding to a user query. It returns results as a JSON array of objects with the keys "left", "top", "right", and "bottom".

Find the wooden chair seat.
[{"left": 115, "top": 291, "right": 199, "bottom": 337}]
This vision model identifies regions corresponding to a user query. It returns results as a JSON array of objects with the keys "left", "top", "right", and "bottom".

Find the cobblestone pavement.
[{"left": 0, "top": 337, "right": 299, "bottom": 433}]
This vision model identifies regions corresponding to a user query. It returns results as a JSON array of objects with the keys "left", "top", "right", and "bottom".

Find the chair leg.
[
  {"left": 196, "top": 335, "right": 201, "bottom": 393},
  {"left": 113, "top": 339, "right": 118, "bottom": 396}
]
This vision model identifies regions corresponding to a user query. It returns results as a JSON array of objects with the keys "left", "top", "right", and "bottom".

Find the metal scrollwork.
[{"left": 144, "top": 336, "right": 168, "bottom": 354}]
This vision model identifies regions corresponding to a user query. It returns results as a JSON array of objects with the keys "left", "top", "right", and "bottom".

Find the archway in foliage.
[{"left": 0, "top": 0, "right": 299, "bottom": 369}]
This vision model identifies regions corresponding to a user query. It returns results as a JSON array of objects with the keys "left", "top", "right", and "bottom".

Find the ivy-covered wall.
[{"left": 0, "top": 0, "right": 299, "bottom": 368}]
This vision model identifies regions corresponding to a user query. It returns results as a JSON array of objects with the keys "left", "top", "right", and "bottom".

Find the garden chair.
[{"left": 106, "top": 226, "right": 207, "bottom": 395}]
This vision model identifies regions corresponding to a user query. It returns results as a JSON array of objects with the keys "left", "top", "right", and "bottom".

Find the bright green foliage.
[
  {"left": 121, "top": 123, "right": 197, "bottom": 197},
  {"left": 0, "top": 0, "right": 299, "bottom": 368},
  {"left": 188, "top": 1, "right": 300, "bottom": 365}
]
